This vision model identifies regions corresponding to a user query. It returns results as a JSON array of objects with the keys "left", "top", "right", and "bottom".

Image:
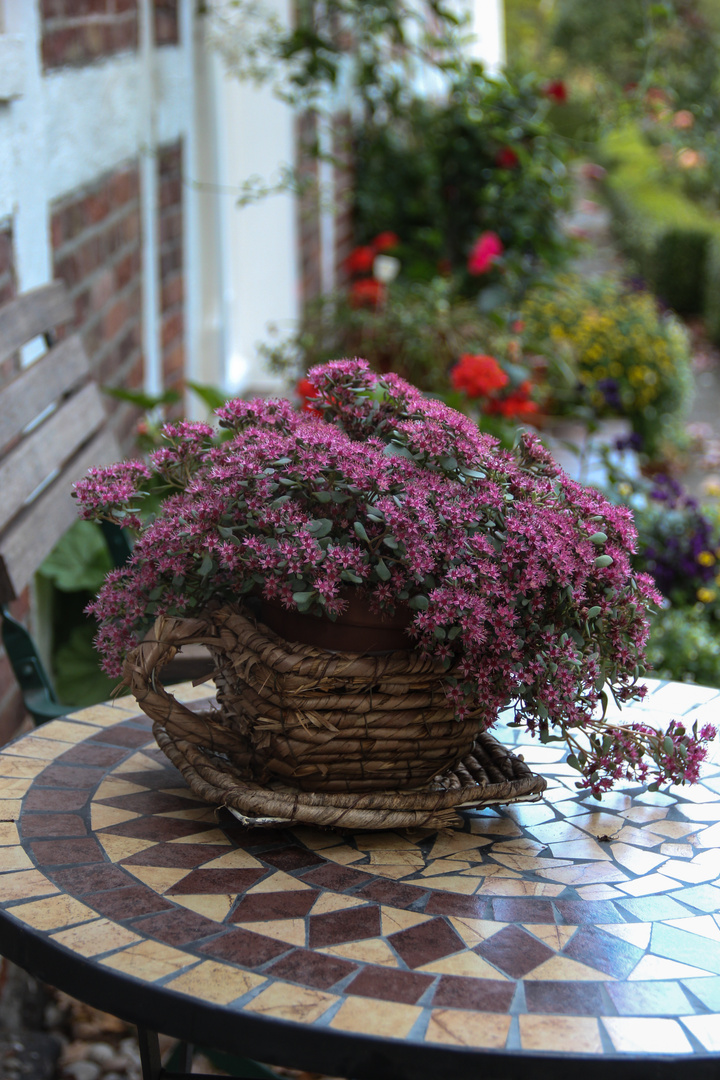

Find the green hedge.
[{"left": 601, "top": 125, "right": 720, "bottom": 328}]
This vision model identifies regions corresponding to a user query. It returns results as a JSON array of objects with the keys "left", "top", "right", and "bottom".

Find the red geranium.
[
  {"left": 467, "top": 232, "right": 503, "bottom": 275},
  {"left": 451, "top": 354, "right": 509, "bottom": 398},
  {"left": 495, "top": 146, "right": 519, "bottom": 169},
  {"left": 350, "top": 279, "right": 385, "bottom": 308},
  {"left": 486, "top": 381, "right": 539, "bottom": 419},
  {"left": 543, "top": 80, "right": 568, "bottom": 103},
  {"left": 296, "top": 378, "right": 322, "bottom": 415},
  {"left": 373, "top": 231, "right": 400, "bottom": 252},
  {"left": 344, "top": 246, "right": 375, "bottom": 275}
]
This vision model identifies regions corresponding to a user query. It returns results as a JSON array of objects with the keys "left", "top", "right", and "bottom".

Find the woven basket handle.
[{"left": 122, "top": 614, "right": 247, "bottom": 755}]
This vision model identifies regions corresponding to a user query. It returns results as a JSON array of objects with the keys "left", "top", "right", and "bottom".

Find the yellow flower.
[
  {"left": 698, "top": 551, "right": 716, "bottom": 567},
  {"left": 697, "top": 587, "right": 717, "bottom": 603},
  {"left": 618, "top": 482, "right": 633, "bottom": 497}
]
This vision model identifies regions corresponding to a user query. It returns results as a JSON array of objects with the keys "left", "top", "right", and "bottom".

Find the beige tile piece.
[
  {"left": 156, "top": 807, "right": 219, "bottom": 823},
  {"left": 0, "top": 869, "right": 59, "bottom": 903},
  {"left": 475, "top": 879, "right": 564, "bottom": 898},
  {"left": 321, "top": 844, "right": 367, "bottom": 866},
  {"left": 525, "top": 956, "right": 614, "bottom": 981},
  {"left": 664, "top": 915, "right": 720, "bottom": 942},
  {"left": 490, "top": 838, "right": 546, "bottom": 856},
  {"left": 320, "top": 940, "right": 398, "bottom": 967},
  {"left": 122, "top": 866, "right": 190, "bottom": 892},
  {"left": 576, "top": 884, "right": 624, "bottom": 900},
  {"left": 680, "top": 1014, "right": 720, "bottom": 1052},
  {"left": 468, "top": 817, "right": 522, "bottom": 838},
  {"left": 614, "top": 825, "right": 665, "bottom": 850},
  {"left": 366, "top": 850, "right": 424, "bottom": 869},
  {"left": 50, "top": 918, "right": 141, "bottom": 956},
  {"left": 548, "top": 839, "right": 612, "bottom": 862},
  {"left": 94, "top": 779, "right": 147, "bottom": 801},
  {"left": 614, "top": 873, "right": 678, "bottom": 897},
  {"left": 9, "top": 894, "right": 98, "bottom": 931},
  {"left": 67, "top": 703, "right": 141, "bottom": 726},
  {"left": 603, "top": 1017, "right": 692, "bottom": 1054},
  {"left": 98, "top": 834, "right": 159, "bottom": 862},
  {"left": 165, "top": 681, "right": 216, "bottom": 702},
  {"left": 3, "top": 736, "right": 73, "bottom": 760},
  {"left": 290, "top": 826, "right": 344, "bottom": 851},
  {"left": 243, "top": 919, "right": 306, "bottom": 946},
  {"left": 428, "top": 833, "right": 494, "bottom": 859},
  {"left": 0, "top": 801, "right": 21, "bottom": 819},
  {"left": 101, "top": 940, "right": 193, "bottom": 980},
  {"left": 115, "top": 752, "right": 165, "bottom": 773},
  {"left": 309, "top": 893, "right": 366, "bottom": 915},
  {"left": 568, "top": 813, "right": 623, "bottom": 838},
  {"left": 165, "top": 961, "right": 264, "bottom": 1004},
  {"left": 244, "top": 982, "right": 336, "bottom": 1024},
  {"left": 420, "top": 859, "right": 471, "bottom": 876},
  {"left": 418, "top": 950, "right": 508, "bottom": 979},
  {"left": 353, "top": 831, "right": 418, "bottom": 851},
  {"left": 646, "top": 820, "right": 701, "bottom": 839},
  {"left": 520, "top": 1015, "right": 602, "bottom": 1053},
  {"left": 598, "top": 922, "right": 651, "bottom": 949},
  {"left": 0, "top": 822, "right": 20, "bottom": 845},
  {"left": 677, "top": 804, "right": 720, "bottom": 822},
  {"left": 620, "top": 806, "right": 668, "bottom": 824},
  {"left": 159, "top": 787, "right": 205, "bottom": 802},
  {"left": 246, "top": 870, "right": 310, "bottom": 894},
  {"left": 190, "top": 848, "right": 263, "bottom": 870},
  {"left": 37, "top": 720, "right": 101, "bottom": 742},
  {"left": 172, "top": 895, "right": 235, "bottom": 922},
  {"left": 369, "top": 864, "right": 421, "bottom": 880},
  {"left": 91, "top": 806, "right": 141, "bottom": 830},
  {"left": 330, "top": 996, "right": 420, "bottom": 1039},
  {"left": 0, "top": 758, "right": 49, "bottom": 780},
  {"left": 168, "top": 829, "right": 230, "bottom": 846},
  {"left": 659, "top": 848, "right": 720, "bottom": 884},
  {"left": 380, "top": 906, "right": 431, "bottom": 936},
  {"left": 659, "top": 843, "right": 695, "bottom": 858},
  {"left": 0, "top": 846, "right": 34, "bottom": 871},
  {"left": 627, "top": 955, "right": 714, "bottom": 980},
  {"left": 0, "top": 780, "right": 33, "bottom": 800},
  {"left": 447, "top": 916, "right": 506, "bottom": 947},
  {"left": 537, "top": 863, "right": 629, "bottom": 886},
  {"left": 524, "top": 924, "right": 578, "bottom": 951},
  {"left": 426, "top": 1009, "right": 510, "bottom": 1049},
  {"left": 418, "top": 875, "right": 478, "bottom": 894},
  {"left": 459, "top": 864, "right": 522, "bottom": 880}
]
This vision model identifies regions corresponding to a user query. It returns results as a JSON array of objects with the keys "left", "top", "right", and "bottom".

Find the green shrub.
[
  {"left": 646, "top": 605, "right": 720, "bottom": 688},
  {"left": 601, "top": 125, "right": 720, "bottom": 317}
]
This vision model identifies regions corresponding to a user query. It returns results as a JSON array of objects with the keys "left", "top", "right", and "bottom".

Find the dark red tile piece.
[
  {"left": 116, "top": 769, "right": 184, "bottom": 790},
  {"left": 23, "top": 789, "right": 88, "bottom": 811},
  {"left": 388, "top": 918, "right": 465, "bottom": 970},
  {"left": 230, "top": 890, "right": 318, "bottom": 923},
  {"left": 99, "top": 792, "right": 200, "bottom": 815},
  {"left": 214, "top": 816, "right": 286, "bottom": 847},
  {"left": 261, "top": 845, "right": 325, "bottom": 872},
  {"left": 85, "top": 886, "right": 175, "bottom": 919},
  {"left": 562, "top": 927, "right": 644, "bottom": 980},
  {"left": 266, "top": 949, "right": 357, "bottom": 990},
  {"left": 29, "top": 837, "right": 105, "bottom": 866},
  {"left": 120, "top": 843, "right": 225, "bottom": 869},
  {"left": 100, "top": 818, "right": 214, "bottom": 843},
  {"left": 475, "top": 925, "right": 555, "bottom": 979},
  {"left": 431, "top": 975, "right": 515, "bottom": 1012},
  {"left": 200, "top": 927, "right": 289, "bottom": 968},
  {"left": 308, "top": 905, "right": 382, "bottom": 948},
  {"left": 300, "top": 864, "right": 374, "bottom": 892},
  {"left": 20, "top": 813, "right": 87, "bottom": 839},
  {"left": 525, "top": 981, "right": 604, "bottom": 1015},
  {"left": 132, "top": 908, "right": 224, "bottom": 946},
  {"left": 346, "top": 966, "right": 433, "bottom": 1005},
  {"left": 87, "top": 726, "right": 152, "bottom": 748},
  {"left": 35, "top": 764, "right": 107, "bottom": 789},
  {"left": 424, "top": 893, "right": 492, "bottom": 919},
  {"left": 605, "top": 980, "right": 692, "bottom": 1016},
  {"left": 57, "top": 744, "right": 128, "bottom": 767},
  {"left": 167, "top": 868, "right": 267, "bottom": 894},
  {"left": 555, "top": 900, "right": 625, "bottom": 925},
  {"left": 50, "top": 864, "right": 131, "bottom": 894},
  {"left": 491, "top": 897, "right": 557, "bottom": 924},
  {"left": 355, "top": 880, "right": 428, "bottom": 909}
]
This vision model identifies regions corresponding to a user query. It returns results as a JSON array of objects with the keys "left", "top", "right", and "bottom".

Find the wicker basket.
[{"left": 123, "top": 602, "right": 547, "bottom": 829}]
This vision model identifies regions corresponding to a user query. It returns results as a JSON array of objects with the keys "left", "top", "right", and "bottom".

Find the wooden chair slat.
[
  {"left": 0, "top": 382, "right": 106, "bottom": 534},
  {"left": 0, "top": 428, "right": 123, "bottom": 604},
  {"left": 0, "top": 333, "right": 91, "bottom": 453},
  {"left": 0, "top": 283, "right": 73, "bottom": 366}
]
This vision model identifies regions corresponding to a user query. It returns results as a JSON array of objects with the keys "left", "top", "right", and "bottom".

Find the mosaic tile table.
[{"left": 0, "top": 679, "right": 719, "bottom": 1080}]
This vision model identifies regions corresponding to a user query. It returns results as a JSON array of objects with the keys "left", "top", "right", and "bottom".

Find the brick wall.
[
  {"left": 333, "top": 112, "right": 354, "bottom": 287},
  {"left": 0, "top": 221, "right": 29, "bottom": 744},
  {"left": 51, "top": 161, "right": 144, "bottom": 448},
  {"left": 158, "top": 140, "right": 184, "bottom": 392},
  {"left": 296, "top": 112, "right": 322, "bottom": 306},
  {"left": 154, "top": 0, "right": 180, "bottom": 46},
  {"left": 41, "top": 0, "right": 139, "bottom": 71}
]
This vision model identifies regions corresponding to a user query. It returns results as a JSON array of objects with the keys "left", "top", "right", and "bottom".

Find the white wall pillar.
[
  {"left": 139, "top": 0, "right": 162, "bottom": 399},
  {"left": 469, "top": 0, "right": 506, "bottom": 73}
]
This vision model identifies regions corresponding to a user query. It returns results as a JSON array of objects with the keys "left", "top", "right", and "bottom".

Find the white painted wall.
[{"left": 469, "top": 0, "right": 506, "bottom": 73}]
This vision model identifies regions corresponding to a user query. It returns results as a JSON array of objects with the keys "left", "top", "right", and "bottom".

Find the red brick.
[
  {"left": 115, "top": 0, "right": 138, "bottom": 13},
  {"left": 115, "top": 249, "right": 137, "bottom": 289},
  {"left": 161, "top": 309, "right": 183, "bottom": 348},
  {"left": 41, "top": 0, "right": 66, "bottom": 17},
  {"left": 161, "top": 273, "right": 183, "bottom": 310},
  {"left": 0, "top": 229, "right": 13, "bottom": 277},
  {"left": 89, "top": 268, "right": 115, "bottom": 311},
  {"left": 102, "top": 297, "right": 130, "bottom": 340}
]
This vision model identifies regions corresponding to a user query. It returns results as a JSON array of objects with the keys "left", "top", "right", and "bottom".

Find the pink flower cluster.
[{"left": 74, "top": 358, "right": 716, "bottom": 792}]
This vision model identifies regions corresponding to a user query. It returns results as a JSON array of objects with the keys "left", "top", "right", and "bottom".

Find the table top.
[{"left": 0, "top": 679, "right": 719, "bottom": 1080}]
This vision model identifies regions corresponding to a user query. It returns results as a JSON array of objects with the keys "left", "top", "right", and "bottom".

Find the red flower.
[
  {"left": 296, "top": 378, "right": 322, "bottom": 415},
  {"left": 350, "top": 278, "right": 385, "bottom": 308},
  {"left": 543, "top": 80, "right": 568, "bottom": 103},
  {"left": 495, "top": 146, "right": 519, "bottom": 169},
  {"left": 486, "top": 381, "right": 538, "bottom": 419},
  {"left": 467, "top": 232, "right": 503, "bottom": 275},
  {"left": 372, "top": 231, "right": 399, "bottom": 252},
  {"left": 344, "top": 246, "right": 375, "bottom": 275},
  {"left": 451, "top": 354, "right": 509, "bottom": 398}
]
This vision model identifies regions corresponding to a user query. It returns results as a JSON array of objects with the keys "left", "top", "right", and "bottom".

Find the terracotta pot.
[{"left": 259, "top": 591, "right": 413, "bottom": 653}]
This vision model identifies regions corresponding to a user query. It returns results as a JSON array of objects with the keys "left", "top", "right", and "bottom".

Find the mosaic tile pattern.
[{"left": 1, "top": 681, "right": 719, "bottom": 1060}]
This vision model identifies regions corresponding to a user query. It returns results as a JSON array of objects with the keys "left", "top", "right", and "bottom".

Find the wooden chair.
[{"left": 0, "top": 281, "right": 131, "bottom": 724}]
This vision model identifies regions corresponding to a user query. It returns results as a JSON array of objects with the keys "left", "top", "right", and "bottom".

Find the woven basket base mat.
[{"left": 154, "top": 720, "right": 548, "bottom": 831}]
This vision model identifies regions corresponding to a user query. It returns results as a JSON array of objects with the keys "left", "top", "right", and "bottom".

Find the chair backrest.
[{"left": 0, "top": 281, "right": 122, "bottom": 605}]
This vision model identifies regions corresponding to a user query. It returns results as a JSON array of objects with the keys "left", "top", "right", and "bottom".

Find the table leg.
[{"left": 136, "top": 1027, "right": 218, "bottom": 1080}]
